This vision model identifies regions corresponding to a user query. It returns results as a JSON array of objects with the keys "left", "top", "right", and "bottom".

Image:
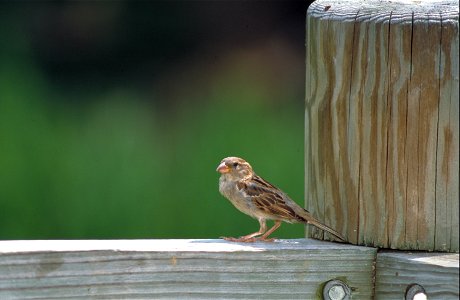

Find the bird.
[{"left": 216, "top": 156, "right": 345, "bottom": 242}]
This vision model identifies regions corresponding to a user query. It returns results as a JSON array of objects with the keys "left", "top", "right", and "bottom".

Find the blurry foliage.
[{"left": 0, "top": 1, "right": 308, "bottom": 239}]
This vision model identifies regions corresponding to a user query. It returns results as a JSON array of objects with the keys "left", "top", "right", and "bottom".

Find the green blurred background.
[{"left": 0, "top": 1, "right": 310, "bottom": 239}]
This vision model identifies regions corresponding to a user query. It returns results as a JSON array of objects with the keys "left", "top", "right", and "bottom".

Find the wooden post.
[{"left": 305, "top": 0, "right": 459, "bottom": 252}]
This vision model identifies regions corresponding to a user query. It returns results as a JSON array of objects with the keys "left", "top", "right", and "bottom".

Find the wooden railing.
[{"left": 0, "top": 239, "right": 458, "bottom": 299}]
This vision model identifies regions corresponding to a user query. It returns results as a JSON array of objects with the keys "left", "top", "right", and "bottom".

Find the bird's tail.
[{"left": 304, "top": 213, "right": 346, "bottom": 242}]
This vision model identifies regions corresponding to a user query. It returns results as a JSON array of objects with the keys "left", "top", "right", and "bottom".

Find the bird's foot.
[
  {"left": 221, "top": 236, "right": 238, "bottom": 242},
  {"left": 221, "top": 236, "right": 277, "bottom": 243},
  {"left": 220, "top": 236, "right": 258, "bottom": 243}
]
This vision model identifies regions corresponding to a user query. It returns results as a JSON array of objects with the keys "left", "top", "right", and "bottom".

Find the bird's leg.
[
  {"left": 222, "top": 219, "right": 267, "bottom": 242},
  {"left": 256, "top": 220, "right": 282, "bottom": 242}
]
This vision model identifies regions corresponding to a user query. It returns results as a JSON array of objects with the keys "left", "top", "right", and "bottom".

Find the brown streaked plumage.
[{"left": 216, "top": 156, "right": 345, "bottom": 242}]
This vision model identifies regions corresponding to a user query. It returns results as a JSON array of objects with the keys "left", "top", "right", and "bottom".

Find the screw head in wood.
[
  {"left": 405, "top": 283, "right": 427, "bottom": 300},
  {"left": 323, "top": 279, "right": 351, "bottom": 300}
]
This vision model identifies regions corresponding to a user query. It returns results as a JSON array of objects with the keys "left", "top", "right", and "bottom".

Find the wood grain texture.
[
  {"left": 0, "top": 239, "right": 376, "bottom": 299},
  {"left": 305, "top": 0, "right": 459, "bottom": 252},
  {"left": 375, "top": 251, "right": 459, "bottom": 299}
]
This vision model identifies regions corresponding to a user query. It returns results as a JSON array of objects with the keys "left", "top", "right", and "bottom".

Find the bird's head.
[{"left": 216, "top": 157, "right": 253, "bottom": 180}]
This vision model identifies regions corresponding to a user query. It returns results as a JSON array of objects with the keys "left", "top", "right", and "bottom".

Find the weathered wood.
[
  {"left": 305, "top": 0, "right": 459, "bottom": 252},
  {"left": 0, "top": 239, "right": 376, "bottom": 299},
  {"left": 375, "top": 251, "right": 459, "bottom": 299}
]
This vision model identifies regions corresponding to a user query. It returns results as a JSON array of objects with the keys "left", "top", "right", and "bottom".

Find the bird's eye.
[{"left": 232, "top": 162, "right": 239, "bottom": 168}]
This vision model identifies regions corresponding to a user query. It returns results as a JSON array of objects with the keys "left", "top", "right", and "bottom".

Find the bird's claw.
[
  {"left": 221, "top": 236, "right": 252, "bottom": 242},
  {"left": 221, "top": 236, "right": 277, "bottom": 243}
]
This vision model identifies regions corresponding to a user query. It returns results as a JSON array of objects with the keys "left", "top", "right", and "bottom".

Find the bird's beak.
[{"left": 216, "top": 162, "right": 230, "bottom": 174}]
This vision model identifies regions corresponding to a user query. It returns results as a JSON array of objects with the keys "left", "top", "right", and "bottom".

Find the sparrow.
[{"left": 216, "top": 157, "right": 345, "bottom": 242}]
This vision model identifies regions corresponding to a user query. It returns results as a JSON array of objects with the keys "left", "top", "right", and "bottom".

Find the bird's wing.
[
  {"left": 237, "top": 175, "right": 346, "bottom": 241},
  {"left": 236, "top": 175, "right": 303, "bottom": 222}
]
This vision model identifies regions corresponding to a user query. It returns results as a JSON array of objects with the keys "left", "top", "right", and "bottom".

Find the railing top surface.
[{"left": 0, "top": 238, "right": 371, "bottom": 254}]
